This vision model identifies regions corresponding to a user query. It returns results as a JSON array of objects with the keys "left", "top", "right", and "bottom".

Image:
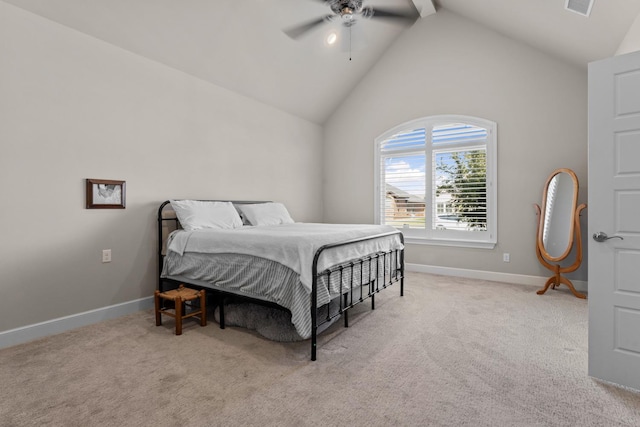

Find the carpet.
[{"left": 1, "top": 272, "right": 639, "bottom": 426}]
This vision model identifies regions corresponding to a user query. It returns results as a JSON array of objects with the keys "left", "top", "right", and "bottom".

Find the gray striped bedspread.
[{"left": 161, "top": 224, "right": 403, "bottom": 339}]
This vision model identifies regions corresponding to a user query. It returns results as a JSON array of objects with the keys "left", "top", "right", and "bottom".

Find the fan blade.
[
  {"left": 362, "top": 7, "right": 417, "bottom": 21},
  {"left": 283, "top": 15, "right": 332, "bottom": 39}
]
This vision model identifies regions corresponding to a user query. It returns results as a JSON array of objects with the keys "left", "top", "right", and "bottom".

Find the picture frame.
[{"left": 85, "top": 179, "right": 126, "bottom": 209}]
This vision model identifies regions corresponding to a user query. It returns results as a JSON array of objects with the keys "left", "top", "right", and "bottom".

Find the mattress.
[{"left": 166, "top": 223, "right": 402, "bottom": 291}]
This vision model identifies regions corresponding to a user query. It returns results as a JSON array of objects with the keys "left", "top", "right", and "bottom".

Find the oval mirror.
[
  {"left": 535, "top": 168, "right": 586, "bottom": 299},
  {"left": 539, "top": 169, "right": 578, "bottom": 261}
]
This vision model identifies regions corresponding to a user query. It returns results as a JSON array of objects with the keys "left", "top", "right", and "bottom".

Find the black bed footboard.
[{"left": 310, "top": 231, "right": 405, "bottom": 361}]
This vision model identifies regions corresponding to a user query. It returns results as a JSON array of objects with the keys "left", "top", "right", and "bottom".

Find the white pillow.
[
  {"left": 237, "top": 203, "right": 294, "bottom": 226},
  {"left": 170, "top": 200, "right": 243, "bottom": 231}
]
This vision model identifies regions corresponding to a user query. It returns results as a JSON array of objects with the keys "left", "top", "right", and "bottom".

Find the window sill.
[{"left": 403, "top": 236, "right": 496, "bottom": 249}]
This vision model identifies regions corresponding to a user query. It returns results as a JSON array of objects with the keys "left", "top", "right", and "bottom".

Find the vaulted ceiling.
[{"left": 4, "top": 0, "right": 640, "bottom": 124}]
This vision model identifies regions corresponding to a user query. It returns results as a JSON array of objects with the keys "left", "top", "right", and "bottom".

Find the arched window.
[{"left": 375, "top": 115, "right": 497, "bottom": 248}]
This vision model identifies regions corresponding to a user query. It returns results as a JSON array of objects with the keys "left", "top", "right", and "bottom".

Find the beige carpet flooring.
[{"left": 1, "top": 272, "right": 640, "bottom": 426}]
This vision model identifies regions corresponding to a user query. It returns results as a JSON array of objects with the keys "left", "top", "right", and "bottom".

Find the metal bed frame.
[{"left": 157, "top": 200, "right": 405, "bottom": 361}]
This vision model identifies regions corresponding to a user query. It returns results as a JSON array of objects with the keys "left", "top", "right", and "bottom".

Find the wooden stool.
[{"left": 154, "top": 285, "right": 206, "bottom": 335}]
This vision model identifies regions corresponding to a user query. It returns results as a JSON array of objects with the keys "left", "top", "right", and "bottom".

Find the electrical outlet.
[
  {"left": 503, "top": 253, "right": 510, "bottom": 263},
  {"left": 102, "top": 249, "right": 112, "bottom": 263}
]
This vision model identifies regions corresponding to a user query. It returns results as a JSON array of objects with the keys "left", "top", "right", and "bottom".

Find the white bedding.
[{"left": 167, "top": 223, "right": 403, "bottom": 293}]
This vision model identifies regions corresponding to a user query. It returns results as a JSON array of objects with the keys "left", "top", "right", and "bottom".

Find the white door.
[{"left": 588, "top": 51, "right": 640, "bottom": 391}]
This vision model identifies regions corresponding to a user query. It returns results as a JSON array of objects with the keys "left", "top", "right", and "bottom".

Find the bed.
[{"left": 157, "top": 200, "right": 405, "bottom": 360}]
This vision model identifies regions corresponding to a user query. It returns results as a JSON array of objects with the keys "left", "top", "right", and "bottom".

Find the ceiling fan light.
[
  {"left": 326, "top": 32, "right": 338, "bottom": 45},
  {"left": 341, "top": 7, "right": 354, "bottom": 19}
]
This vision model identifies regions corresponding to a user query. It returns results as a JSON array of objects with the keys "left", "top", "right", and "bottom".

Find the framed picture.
[{"left": 85, "top": 179, "right": 126, "bottom": 209}]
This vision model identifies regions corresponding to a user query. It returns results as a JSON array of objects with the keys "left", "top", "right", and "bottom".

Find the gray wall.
[
  {"left": 1, "top": 4, "right": 595, "bottom": 335},
  {"left": 0, "top": 3, "right": 323, "bottom": 332},
  {"left": 323, "top": 10, "right": 589, "bottom": 280}
]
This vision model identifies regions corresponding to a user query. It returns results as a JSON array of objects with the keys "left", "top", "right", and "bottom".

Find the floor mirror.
[{"left": 534, "top": 168, "right": 587, "bottom": 299}]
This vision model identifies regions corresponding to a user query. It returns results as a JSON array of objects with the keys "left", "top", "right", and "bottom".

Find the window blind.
[{"left": 375, "top": 116, "right": 495, "bottom": 247}]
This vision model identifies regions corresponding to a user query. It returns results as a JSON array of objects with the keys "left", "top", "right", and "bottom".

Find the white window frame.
[{"left": 374, "top": 115, "right": 497, "bottom": 249}]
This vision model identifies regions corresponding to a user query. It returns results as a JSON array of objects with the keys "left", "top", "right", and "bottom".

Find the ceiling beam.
[{"left": 412, "top": 0, "right": 437, "bottom": 18}]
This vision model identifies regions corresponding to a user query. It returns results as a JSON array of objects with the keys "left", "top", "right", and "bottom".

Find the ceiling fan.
[{"left": 284, "top": 0, "right": 418, "bottom": 40}]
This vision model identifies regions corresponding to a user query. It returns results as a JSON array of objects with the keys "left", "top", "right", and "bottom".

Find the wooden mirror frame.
[{"left": 534, "top": 168, "right": 587, "bottom": 299}]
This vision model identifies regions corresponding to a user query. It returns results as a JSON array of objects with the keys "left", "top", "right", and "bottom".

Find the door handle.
[{"left": 593, "top": 231, "right": 624, "bottom": 242}]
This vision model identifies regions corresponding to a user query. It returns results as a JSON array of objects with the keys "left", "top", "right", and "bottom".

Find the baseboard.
[
  {"left": 405, "top": 263, "right": 588, "bottom": 293},
  {"left": 0, "top": 267, "right": 587, "bottom": 350},
  {"left": 0, "top": 296, "right": 154, "bottom": 350}
]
